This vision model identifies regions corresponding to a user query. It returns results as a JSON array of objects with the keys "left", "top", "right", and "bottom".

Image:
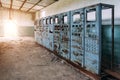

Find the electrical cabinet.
[
  {"left": 48, "top": 16, "right": 54, "bottom": 51},
  {"left": 60, "top": 12, "right": 71, "bottom": 60},
  {"left": 84, "top": 6, "right": 101, "bottom": 74},
  {"left": 35, "top": 3, "right": 116, "bottom": 76},
  {"left": 70, "top": 9, "right": 85, "bottom": 66},
  {"left": 42, "top": 18, "right": 48, "bottom": 47},
  {"left": 84, "top": 4, "right": 114, "bottom": 74},
  {"left": 38, "top": 19, "right": 43, "bottom": 45},
  {"left": 34, "top": 19, "right": 41, "bottom": 44},
  {"left": 53, "top": 15, "right": 61, "bottom": 54},
  {"left": 45, "top": 17, "right": 50, "bottom": 49}
]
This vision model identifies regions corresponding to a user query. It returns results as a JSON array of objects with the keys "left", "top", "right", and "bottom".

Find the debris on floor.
[{"left": 0, "top": 37, "right": 92, "bottom": 80}]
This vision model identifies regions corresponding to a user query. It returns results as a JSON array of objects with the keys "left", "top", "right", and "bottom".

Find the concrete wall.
[
  {"left": 37, "top": 0, "right": 120, "bottom": 20},
  {"left": 0, "top": 7, "right": 34, "bottom": 37}
]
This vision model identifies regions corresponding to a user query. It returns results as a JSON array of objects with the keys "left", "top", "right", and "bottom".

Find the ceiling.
[{"left": 0, "top": 0, "right": 58, "bottom": 13}]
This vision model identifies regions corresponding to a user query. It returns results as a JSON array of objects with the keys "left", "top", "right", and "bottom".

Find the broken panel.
[
  {"left": 34, "top": 19, "right": 42, "bottom": 44},
  {"left": 44, "top": 17, "right": 50, "bottom": 49},
  {"left": 53, "top": 15, "right": 61, "bottom": 54},
  {"left": 60, "top": 12, "right": 71, "bottom": 60},
  {"left": 48, "top": 16, "right": 54, "bottom": 51},
  {"left": 84, "top": 6, "right": 101, "bottom": 74},
  {"left": 38, "top": 19, "right": 44, "bottom": 45},
  {"left": 70, "top": 9, "right": 85, "bottom": 66},
  {"left": 42, "top": 18, "right": 47, "bottom": 47}
]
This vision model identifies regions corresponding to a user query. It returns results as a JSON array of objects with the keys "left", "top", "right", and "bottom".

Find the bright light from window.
[
  {"left": 4, "top": 20, "right": 18, "bottom": 37},
  {"left": 41, "top": 11, "right": 45, "bottom": 17}
]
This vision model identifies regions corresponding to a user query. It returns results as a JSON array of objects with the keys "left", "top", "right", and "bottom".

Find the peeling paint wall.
[{"left": 0, "top": 8, "right": 34, "bottom": 36}]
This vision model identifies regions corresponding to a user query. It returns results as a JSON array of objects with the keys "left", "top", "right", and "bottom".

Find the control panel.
[
  {"left": 45, "top": 17, "right": 50, "bottom": 48},
  {"left": 34, "top": 3, "right": 114, "bottom": 75},
  {"left": 42, "top": 18, "right": 47, "bottom": 47},
  {"left": 53, "top": 15, "right": 61, "bottom": 54},
  {"left": 84, "top": 7, "right": 101, "bottom": 74},
  {"left": 60, "top": 12, "right": 71, "bottom": 59},
  {"left": 34, "top": 19, "right": 42, "bottom": 44},
  {"left": 71, "top": 9, "right": 85, "bottom": 66},
  {"left": 48, "top": 16, "right": 54, "bottom": 51}
]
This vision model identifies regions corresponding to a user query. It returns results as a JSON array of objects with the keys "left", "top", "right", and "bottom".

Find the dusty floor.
[{"left": 0, "top": 37, "right": 92, "bottom": 80}]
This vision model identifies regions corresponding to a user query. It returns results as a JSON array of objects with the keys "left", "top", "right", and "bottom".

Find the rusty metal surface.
[
  {"left": 60, "top": 12, "right": 71, "bottom": 60},
  {"left": 70, "top": 8, "right": 84, "bottom": 67},
  {"left": 53, "top": 15, "right": 61, "bottom": 54},
  {"left": 84, "top": 6, "right": 101, "bottom": 74},
  {"left": 48, "top": 16, "right": 54, "bottom": 51}
]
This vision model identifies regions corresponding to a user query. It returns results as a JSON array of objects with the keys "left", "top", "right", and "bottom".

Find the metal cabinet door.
[
  {"left": 70, "top": 9, "right": 85, "bottom": 66},
  {"left": 84, "top": 5, "right": 102, "bottom": 74},
  {"left": 53, "top": 15, "right": 61, "bottom": 54},
  {"left": 60, "top": 12, "right": 71, "bottom": 60}
]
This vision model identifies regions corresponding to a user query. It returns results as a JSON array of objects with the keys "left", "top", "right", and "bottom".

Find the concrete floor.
[{"left": 0, "top": 37, "right": 92, "bottom": 80}]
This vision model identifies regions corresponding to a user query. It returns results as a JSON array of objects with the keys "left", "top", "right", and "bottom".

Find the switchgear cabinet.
[
  {"left": 70, "top": 8, "right": 85, "bottom": 66},
  {"left": 35, "top": 3, "right": 116, "bottom": 77},
  {"left": 48, "top": 16, "right": 54, "bottom": 51},
  {"left": 60, "top": 12, "right": 71, "bottom": 60},
  {"left": 53, "top": 14, "right": 61, "bottom": 54},
  {"left": 84, "top": 4, "right": 114, "bottom": 74}
]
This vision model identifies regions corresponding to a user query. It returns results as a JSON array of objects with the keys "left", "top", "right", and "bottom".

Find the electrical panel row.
[{"left": 34, "top": 3, "right": 114, "bottom": 75}]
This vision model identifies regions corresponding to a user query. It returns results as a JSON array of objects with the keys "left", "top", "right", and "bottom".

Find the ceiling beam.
[
  {"left": 0, "top": 0, "right": 2, "bottom": 7},
  {"left": 19, "top": 0, "right": 27, "bottom": 10},
  {"left": 2, "top": 3, "right": 36, "bottom": 11},
  {"left": 10, "top": 0, "right": 13, "bottom": 9},
  {"left": 9, "top": 0, "right": 13, "bottom": 19},
  {"left": 17, "top": 0, "right": 46, "bottom": 7},
  {"left": 26, "top": 0, "right": 42, "bottom": 12}
]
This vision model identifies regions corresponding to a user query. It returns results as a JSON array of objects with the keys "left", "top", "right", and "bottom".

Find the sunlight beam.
[{"left": 4, "top": 20, "right": 18, "bottom": 37}]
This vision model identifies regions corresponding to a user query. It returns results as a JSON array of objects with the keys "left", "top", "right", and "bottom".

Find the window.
[
  {"left": 43, "top": 19, "right": 46, "bottom": 25},
  {"left": 73, "top": 13, "right": 80, "bottom": 23},
  {"left": 50, "top": 18, "right": 53, "bottom": 24},
  {"left": 64, "top": 16, "right": 67, "bottom": 24},
  {"left": 87, "top": 11, "right": 96, "bottom": 21},
  {"left": 55, "top": 17, "right": 58, "bottom": 24}
]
